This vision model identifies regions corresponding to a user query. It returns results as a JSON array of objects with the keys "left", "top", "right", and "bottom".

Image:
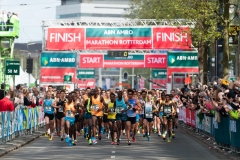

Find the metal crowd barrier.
[
  {"left": 0, "top": 106, "right": 45, "bottom": 144},
  {"left": 178, "top": 107, "right": 240, "bottom": 154}
]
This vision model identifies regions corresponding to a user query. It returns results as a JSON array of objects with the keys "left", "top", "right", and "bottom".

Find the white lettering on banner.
[
  {"left": 119, "top": 40, "right": 151, "bottom": 45},
  {"left": 50, "top": 33, "right": 81, "bottom": 42},
  {"left": 104, "top": 61, "right": 144, "bottom": 66},
  {"left": 86, "top": 40, "right": 151, "bottom": 45},
  {"left": 156, "top": 32, "right": 188, "bottom": 42},
  {"left": 147, "top": 57, "right": 166, "bottom": 64},
  {"left": 87, "top": 40, "right": 118, "bottom": 45},
  {"left": 79, "top": 71, "right": 94, "bottom": 75},
  {"left": 82, "top": 57, "right": 101, "bottom": 63},
  {"left": 103, "top": 30, "right": 134, "bottom": 35},
  {"left": 49, "top": 58, "right": 75, "bottom": 63},
  {"left": 86, "top": 82, "right": 94, "bottom": 86},
  {"left": 177, "top": 56, "right": 197, "bottom": 60},
  {"left": 42, "top": 76, "right": 61, "bottom": 79}
]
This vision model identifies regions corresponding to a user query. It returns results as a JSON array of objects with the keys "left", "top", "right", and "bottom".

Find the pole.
[
  {"left": 99, "top": 68, "right": 102, "bottom": 88},
  {"left": 28, "top": 53, "right": 30, "bottom": 89},
  {"left": 119, "top": 68, "right": 122, "bottom": 90},
  {"left": 132, "top": 68, "right": 134, "bottom": 88}
]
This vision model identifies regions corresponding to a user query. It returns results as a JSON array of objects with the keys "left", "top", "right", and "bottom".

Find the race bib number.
[
  {"left": 45, "top": 106, "right": 51, "bottom": 111},
  {"left": 129, "top": 104, "right": 134, "bottom": 110},
  {"left": 66, "top": 110, "right": 73, "bottom": 117},
  {"left": 145, "top": 107, "right": 153, "bottom": 118},
  {"left": 59, "top": 106, "right": 63, "bottom": 112},
  {"left": 109, "top": 108, "right": 115, "bottom": 114},
  {"left": 116, "top": 107, "right": 124, "bottom": 114},
  {"left": 92, "top": 104, "right": 99, "bottom": 111},
  {"left": 164, "top": 108, "right": 171, "bottom": 114}
]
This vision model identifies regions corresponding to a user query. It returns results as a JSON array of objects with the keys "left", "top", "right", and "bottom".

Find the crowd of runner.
[
  {"left": 1, "top": 77, "right": 240, "bottom": 146},
  {"left": 38, "top": 85, "right": 180, "bottom": 146}
]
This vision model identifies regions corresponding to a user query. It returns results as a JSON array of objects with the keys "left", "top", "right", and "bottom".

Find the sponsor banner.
[
  {"left": 41, "top": 52, "right": 76, "bottom": 68},
  {"left": 77, "top": 69, "right": 95, "bottom": 79},
  {"left": 152, "top": 69, "right": 167, "bottom": 79},
  {"left": 104, "top": 54, "right": 144, "bottom": 68},
  {"left": 86, "top": 27, "right": 152, "bottom": 49},
  {"left": 151, "top": 79, "right": 167, "bottom": 89},
  {"left": 79, "top": 54, "right": 103, "bottom": 68},
  {"left": 77, "top": 79, "right": 95, "bottom": 89},
  {"left": 40, "top": 68, "right": 76, "bottom": 83},
  {"left": 145, "top": 54, "right": 167, "bottom": 68},
  {"left": 153, "top": 26, "right": 192, "bottom": 49},
  {"left": 46, "top": 28, "right": 85, "bottom": 50},
  {"left": 168, "top": 51, "right": 198, "bottom": 67}
]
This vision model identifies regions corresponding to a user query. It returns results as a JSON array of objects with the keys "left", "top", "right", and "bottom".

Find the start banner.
[
  {"left": 79, "top": 53, "right": 167, "bottom": 68},
  {"left": 46, "top": 26, "right": 192, "bottom": 50}
]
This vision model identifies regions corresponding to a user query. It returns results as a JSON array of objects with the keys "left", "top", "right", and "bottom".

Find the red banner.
[
  {"left": 145, "top": 54, "right": 167, "bottom": 68},
  {"left": 86, "top": 37, "right": 152, "bottom": 50},
  {"left": 191, "top": 110, "right": 196, "bottom": 127},
  {"left": 77, "top": 79, "right": 96, "bottom": 89},
  {"left": 186, "top": 108, "right": 191, "bottom": 126},
  {"left": 151, "top": 79, "right": 167, "bottom": 89},
  {"left": 79, "top": 54, "right": 103, "bottom": 68},
  {"left": 153, "top": 27, "right": 192, "bottom": 49},
  {"left": 40, "top": 68, "right": 76, "bottom": 83},
  {"left": 46, "top": 28, "right": 85, "bottom": 50}
]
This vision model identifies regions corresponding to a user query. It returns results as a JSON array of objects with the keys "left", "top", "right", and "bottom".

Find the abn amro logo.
[{"left": 42, "top": 57, "right": 49, "bottom": 66}]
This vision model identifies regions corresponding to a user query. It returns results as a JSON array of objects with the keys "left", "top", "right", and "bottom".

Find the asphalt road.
[{"left": 2, "top": 128, "right": 228, "bottom": 160}]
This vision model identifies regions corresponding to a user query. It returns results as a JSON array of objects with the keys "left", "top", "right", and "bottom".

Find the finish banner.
[
  {"left": 79, "top": 54, "right": 167, "bottom": 68},
  {"left": 46, "top": 26, "right": 191, "bottom": 50}
]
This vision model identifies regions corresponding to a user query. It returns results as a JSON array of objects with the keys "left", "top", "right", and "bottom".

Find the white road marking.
[
  {"left": 112, "top": 151, "right": 115, "bottom": 153},
  {"left": 111, "top": 156, "right": 115, "bottom": 158}
]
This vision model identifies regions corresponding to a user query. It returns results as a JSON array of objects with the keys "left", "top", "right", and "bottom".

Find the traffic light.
[
  {"left": 26, "top": 58, "right": 33, "bottom": 73},
  {"left": 123, "top": 72, "right": 128, "bottom": 80}
]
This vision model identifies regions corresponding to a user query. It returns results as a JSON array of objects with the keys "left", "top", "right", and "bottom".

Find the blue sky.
[{"left": 1, "top": 0, "right": 60, "bottom": 43}]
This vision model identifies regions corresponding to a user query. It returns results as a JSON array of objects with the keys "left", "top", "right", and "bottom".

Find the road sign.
[
  {"left": 168, "top": 51, "right": 198, "bottom": 67},
  {"left": 152, "top": 69, "right": 167, "bottom": 79},
  {"left": 77, "top": 69, "right": 95, "bottom": 79},
  {"left": 5, "top": 60, "right": 20, "bottom": 75}
]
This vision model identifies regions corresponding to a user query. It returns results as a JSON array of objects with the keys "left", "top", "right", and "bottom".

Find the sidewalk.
[
  {"left": 0, "top": 127, "right": 45, "bottom": 157},
  {"left": 179, "top": 122, "right": 240, "bottom": 160}
]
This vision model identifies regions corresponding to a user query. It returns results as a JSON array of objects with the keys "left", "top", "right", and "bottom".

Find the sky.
[{"left": 1, "top": 0, "right": 61, "bottom": 43}]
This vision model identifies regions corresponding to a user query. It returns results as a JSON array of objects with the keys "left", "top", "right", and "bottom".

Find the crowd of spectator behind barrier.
[{"left": 0, "top": 78, "right": 240, "bottom": 122}]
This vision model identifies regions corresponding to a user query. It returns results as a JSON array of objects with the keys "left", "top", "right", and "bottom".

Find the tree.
[{"left": 127, "top": 0, "right": 232, "bottom": 82}]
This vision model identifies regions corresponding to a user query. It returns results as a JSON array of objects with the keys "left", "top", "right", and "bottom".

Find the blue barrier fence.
[
  {"left": 179, "top": 108, "right": 240, "bottom": 153},
  {"left": 0, "top": 106, "right": 45, "bottom": 144}
]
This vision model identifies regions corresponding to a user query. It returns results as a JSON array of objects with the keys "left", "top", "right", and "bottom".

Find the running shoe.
[
  {"left": 73, "top": 140, "right": 77, "bottom": 146},
  {"left": 106, "top": 134, "right": 109, "bottom": 139},
  {"left": 117, "top": 139, "right": 120, "bottom": 145},
  {"left": 45, "top": 132, "right": 48, "bottom": 137},
  {"left": 132, "top": 137, "right": 136, "bottom": 143},
  {"left": 49, "top": 135, "right": 53, "bottom": 141},
  {"left": 61, "top": 137, "right": 64, "bottom": 141},
  {"left": 172, "top": 131, "right": 175, "bottom": 138},
  {"left": 65, "top": 136, "right": 69, "bottom": 143},
  {"left": 98, "top": 134, "right": 102, "bottom": 140},
  {"left": 167, "top": 137, "right": 171, "bottom": 143},
  {"left": 154, "top": 129, "right": 157, "bottom": 133},
  {"left": 162, "top": 133, "right": 166, "bottom": 140},
  {"left": 111, "top": 141, "right": 115, "bottom": 145},
  {"left": 80, "top": 129, "right": 84, "bottom": 134},
  {"left": 92, "top": 137, "right": 97, "bottom": 145},
  {"left": 114, "top": 137, "right": 117, "bottom": 143},
  {"left": 143, "top": 133, "right": 147, "bottom": 137},
  {"left": 147, "top": 136, "right": 151, "bottom": 141},
  {"left": 158, "top": 133, "right": 162, "bottom": 137},
  {"left": 137, "top": 130, "right": 140, "bottom": 134},
  {"left": 128, "top": 140, "right": 131, "bottom": 145},
  {"left": 68, "top": 139, "right": 73, "bottom": 146},
  {"left": 88, "top": 139, "right": 93, "bottom": 145},
  {"left": 123, "top": 129, "right": 126, "bottom": 135}
]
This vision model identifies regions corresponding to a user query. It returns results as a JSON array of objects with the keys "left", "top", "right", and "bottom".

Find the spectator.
[
  {"left": 23, "top": 88, "right": 32, "bottom": 106},
  {"left": 0, "top": 83, "right": 6, "bottom": 100},
  {"left": 6, "top": 12, "right": 11, "bottom": 31},
  {"left": 0, "top": 91, "right": 14, "bottom": 112},
  {"left": 0, "top": 10, "right": 7, "bottom": 31},
  {"left": 9, "top": 12, "right": 18, "bottom": 31}
]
